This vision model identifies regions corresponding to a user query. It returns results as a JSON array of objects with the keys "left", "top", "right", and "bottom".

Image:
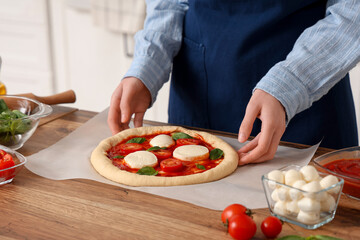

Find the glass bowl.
[
  {"left": 0, "top": 95, "right": 52, "bottom": 150},
  {"left": 262, "top": 165, "right": 344, "bottom": 229},
  {"left": 313, "top": 146, "right": 360, "bottom": 200},
  {"left": 0, "top": 145, "right": 27, "bottom": 185}
]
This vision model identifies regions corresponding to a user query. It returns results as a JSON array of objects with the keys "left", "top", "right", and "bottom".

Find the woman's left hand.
[{"left": 237, "top": 89, "right": 286, "bottom": 165}]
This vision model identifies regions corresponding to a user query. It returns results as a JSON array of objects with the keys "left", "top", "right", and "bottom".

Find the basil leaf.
[
  {"left": 196, "top": 163, "right": 206, "bottom": 170},
  {"left": 209, "top": 148, "right": 224, "bottom": 160},
  {"left": 0, "top": 99, "right": 9, "bottom": 112},
  {"left": 113, "top": 155, "right": 124, "bottom": 159},
  {"left": 171, "top": 132, "right": 193, "bottom": 141},
  {"left": 126, "top": 137, "right": 146, "bottom": 144},
  {"left": 307, "top": 236, "right": 343, "bottom": 240},
  {"left": 147, "top": 146, "right": 167, "bottom": 152},
  {"left": 277, "top": 236, "right": 305, "bottom": 240},
  {"left": 137, "top": 166, "right": 158, "bottom": 176}
]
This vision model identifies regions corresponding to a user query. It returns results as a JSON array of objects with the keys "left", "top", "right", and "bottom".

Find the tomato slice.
[
  {"left": 118, "top": 143, "right": 144, "bottom": 155},
  {"left": 151, "top": 149, "right": 172, "bottom": 160},
  {"left": 176, "top": 138, "right": 202, "bottom": 146},
  {"left": 0, "top": 153, "right": 15, "bottom": 180},
  {"left": 160, "top": 158, "right": 183, "bottom": 172},
  {"left": 0, "top": 150, "right": 7, "bottom": 158}
]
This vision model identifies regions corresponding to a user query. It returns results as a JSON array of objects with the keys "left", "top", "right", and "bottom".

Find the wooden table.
[{"left": 1, "top": 106, "right": 359, "bottom": 240}]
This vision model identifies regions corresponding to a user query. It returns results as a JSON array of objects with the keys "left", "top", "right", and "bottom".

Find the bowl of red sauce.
[{"left": 313, "top": 146, "right": 360, "bottom": 200}]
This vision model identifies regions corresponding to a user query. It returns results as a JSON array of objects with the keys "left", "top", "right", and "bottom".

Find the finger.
[
  {"left": 119, "top": 88, "right": 134, "bottom": 124},
  {"left": 250, "top": 130, "right": 282, "bottom": 163},
  {"left": 238, "top": 103, "right": 260, "bottom": 143},
  {"left": 238, "top": 121, "right": 275, "bottom": 164},
  {"left": 108, "top": 91, "right": 122, "bottom": 135},
  {"left": 238, "top": 134, "right": 260, "bottom": 153},
  {"left": 133, "top": 112, "right": 145, "bottom": 128}
]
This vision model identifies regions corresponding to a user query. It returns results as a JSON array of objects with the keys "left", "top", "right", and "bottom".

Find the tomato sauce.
[
  {"left": 323, "top": 158, "right": 360, "bottom": 199},
  {"left": 107, "top": 132, "right": 223, "bottom": 177}
]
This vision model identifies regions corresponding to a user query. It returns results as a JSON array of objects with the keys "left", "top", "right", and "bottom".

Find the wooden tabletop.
[{"left": 1, "top": 106, "right": 359, "bottom": 240}]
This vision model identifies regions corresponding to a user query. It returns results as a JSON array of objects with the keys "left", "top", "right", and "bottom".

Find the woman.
[{"left": 108, "top": 0, "right": 360, "bottom": 165}]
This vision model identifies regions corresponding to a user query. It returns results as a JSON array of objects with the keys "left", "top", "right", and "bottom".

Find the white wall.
[{"left": 49, "top": 0, "right": 169, "bottom": 122}]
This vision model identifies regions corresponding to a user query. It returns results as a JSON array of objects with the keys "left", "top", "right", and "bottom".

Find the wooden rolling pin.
[{"left": 17, "top": 90, "right": 76, "bottom": 105}]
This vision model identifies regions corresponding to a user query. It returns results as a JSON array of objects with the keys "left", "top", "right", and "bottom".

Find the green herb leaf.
[
  {"left": 172, "top": 132, "right": 193, "bottom": 141},
  {"left": 0, "top": 99, "right": 9, "bottom": 112},
  {"left": 113, "top": 155, "right": 124, "bottom": 159},
  {"left": 0, "top": 100, "right": 32, "bottom": 145},
  {"left": 147, "top": 146, "right": 167, "bottom": 152},
  {"left": 306, "top": 236, "right": 344, "bottom": 240},
  {"left": 277, "top": 236, "right": 305, "bottom": 240},
  {"left": 136, "top": 166, "right": 158, "bottom": 176},
  {"left": 126, "top": 137, "right": 146, "bottom": 144},
  {"left": 196, "top": 163, "right": 206, "bottom": 170},
  {"left": 209, "top": 148, "right": 224, "bottom": 160}
]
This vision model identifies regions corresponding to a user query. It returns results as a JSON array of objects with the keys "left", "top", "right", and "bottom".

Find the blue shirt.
[{"left": 124, "top": 0, "right": 360, "bottom": 123}]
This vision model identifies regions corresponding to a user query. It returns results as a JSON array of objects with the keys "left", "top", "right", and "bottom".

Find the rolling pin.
[{"left": 17, "top": 90, "right": 76, "bottom": 105}]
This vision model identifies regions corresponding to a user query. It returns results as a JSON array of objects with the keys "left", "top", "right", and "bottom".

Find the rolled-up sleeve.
[
  {"left": 255, "top": 0, "right": 360, "bottom": 122},
  {"left": 124, "top": 0, "right": 189, "bottom": 105}
]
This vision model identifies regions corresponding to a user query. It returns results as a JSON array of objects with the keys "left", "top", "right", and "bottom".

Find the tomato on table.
[
  {"left": 227, "top": 214, "right": 256, "bottom": 240},
  {"left": 261, "top": 216, "right": 282, "bottom": 238},
  {"left": 0, "top": 150, "right": 15, "bottom": 180},
  {"left": 118, "top": 143, "right": 144, "bottom": 155},
  {"left": 176, "top": 138, "right": 202, "bottom": 146},
  {"left": 221, "top": 204, "right": 249, "bottom": 224},
  {"left": 151, "top": 149, "right": 172, "bottom": 160},
  {"left": 160, "top": 158, "right": 183, "bottom": 172}
]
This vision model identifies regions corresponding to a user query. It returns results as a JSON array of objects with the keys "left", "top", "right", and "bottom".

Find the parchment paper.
[{"left": 26, "top": 109, "right": 319, "bottom": 210}]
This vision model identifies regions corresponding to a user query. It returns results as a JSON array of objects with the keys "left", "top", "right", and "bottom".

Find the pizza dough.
[{"left": 90, "top": 126, "right": 239, "bottom": 186}]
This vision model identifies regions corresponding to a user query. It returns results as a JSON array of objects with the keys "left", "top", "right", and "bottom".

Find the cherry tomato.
[
  {"left": 228, "top": 214, "right": 257, "bottom": 240},
  {"left": 261, "top": 216, "right": 282, "bottom": 238},
  {"left": 160, "top": 158, "right": 183, "bottom": 172},
  {"left": 151, "top": 149, "right": 172, "bottom": 160},
  {"left": 176, "top": 138, "right": 202, "bottom": 146},
  {"left": 118, "top": 143, "right": 144, "bottom": 155},
  {"left": 0, "top": 152, "right": 15, "bottom": 180},
  {"left": 221, "top": 204, "right": 249, "bottom": 224}
]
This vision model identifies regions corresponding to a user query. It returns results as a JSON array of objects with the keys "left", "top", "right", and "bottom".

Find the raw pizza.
[{"left": 91, "top": 126, "right": 238, "bottom": 186}]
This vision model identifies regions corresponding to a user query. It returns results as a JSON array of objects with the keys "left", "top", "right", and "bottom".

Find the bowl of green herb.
[{"left": 0, "top": 95, "right": 52, "bottom": 150}]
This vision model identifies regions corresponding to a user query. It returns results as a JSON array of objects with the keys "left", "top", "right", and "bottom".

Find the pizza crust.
[{"left": 90, "top": 126, "right": 239, "bottom": 186}]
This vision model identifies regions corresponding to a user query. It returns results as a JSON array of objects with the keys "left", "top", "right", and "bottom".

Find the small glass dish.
[
  {"left": 0, "top": 145, "right": 27, "bottom": 185},
  {"left": 313, "top": 146, "right": 360, "bottom": 200},
  {"left": 262, "top": 165, "right": 344, "bottom": 229},
  {"left": 0, "top": 95, "right": 52, "bottom": 150}
]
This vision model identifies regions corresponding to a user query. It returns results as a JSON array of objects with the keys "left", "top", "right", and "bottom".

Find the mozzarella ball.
[
  {"left": 285, "top": 169, "right": 303, "bottom": 186},
  {"left": 300, "top": 165, "right": 319, "bottom": 182},
  {"left": 267, "top": 170, "right": 284, "bottom": 189},
  {"left": 301, "top": 181, "right": 325, "bottom": 200},
  {"left": 286, "top": 200, "right": 300, "bottom": 215},
  {"left": 321, "top": 194, "right": 336, "bottom": 212},
  {"left": 297, "top": 197, "right": 321, "bottom": 213},
  {"left": 273, "top": 201, "right": 288, "bottom": 216},
  {"left": 271, "top": 188, "right": 280, "bottom": 202},
  {"left": 320, "top": 175, "right": 340, "bottom": 194},
  {"left": 277, "top": 187, "right": 290, "bottom": 201},
  {"left": 289, "top": 180, "right": 306, "bottom": 201},
  {"left": 297, "top": 210, "right": 320, "bottom": 224}
]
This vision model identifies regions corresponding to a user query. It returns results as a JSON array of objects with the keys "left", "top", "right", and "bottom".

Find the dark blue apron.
[{"left": 169, "top": 0, "right": 358, "bottom": 149}]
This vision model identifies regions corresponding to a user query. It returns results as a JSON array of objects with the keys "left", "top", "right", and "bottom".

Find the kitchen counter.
[{"left": 1, "top": 106, "right": 359, "bottom": 239}]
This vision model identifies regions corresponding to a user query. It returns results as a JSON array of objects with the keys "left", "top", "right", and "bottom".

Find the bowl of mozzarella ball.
[{"left": 262, "top": 165, "right": 344, "bottom": 229}]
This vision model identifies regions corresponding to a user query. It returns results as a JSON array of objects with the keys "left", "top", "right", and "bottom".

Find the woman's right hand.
[{"left": 107, "top": 77, "right": 151, "bottom": 135}]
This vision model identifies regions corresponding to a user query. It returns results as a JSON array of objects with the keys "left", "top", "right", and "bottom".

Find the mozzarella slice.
[
  {"left": 149, "top": 134, "right": 175, "bottom": 148},
  {"left": 124, "top": 151, "right": 158, "bottom": 169},
  {"left": 173, "top": 145, "right": 209, "bottom": 161}
]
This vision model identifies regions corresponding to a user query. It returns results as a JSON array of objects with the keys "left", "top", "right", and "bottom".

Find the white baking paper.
[{"left": 26, "top": 108, "right": 319, "bottom": 210}]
